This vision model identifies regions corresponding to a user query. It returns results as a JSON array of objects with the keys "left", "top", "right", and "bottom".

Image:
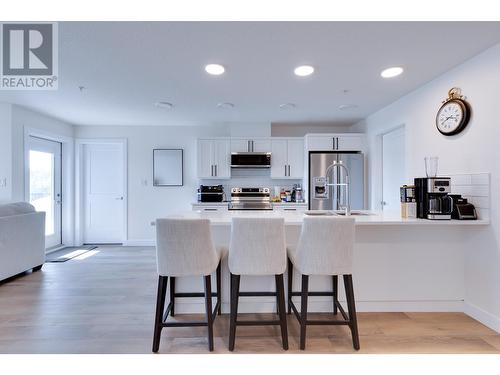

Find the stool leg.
[
  {"left": 169, "top": 277, "right": 176, "bottom": 317},
  {"left": 152, "top": 276, "right": 168, "bottom": 353},
  {"left": 229, "top": 273, "right": 240, "bottom": 351},
  {"left": 216, "top": 262, "right": 222, "bottom": 315},
  {"left": 204, "top": 275, "right": 214, "bottom": 351},
  {"left": 300, "top": 275, "right": 309, "bottom": 350},
  {"left": 344, "top": 274, "right": 360, "bottom": 350},
  {"left": 332, "top": 275, "right": 338, "bottom": 315},
  {"left": 275, "top": 274, "right": 289, "bottom": 350},
  {"left": 287, "top": 257, "right": 293, "bottom": 315}
]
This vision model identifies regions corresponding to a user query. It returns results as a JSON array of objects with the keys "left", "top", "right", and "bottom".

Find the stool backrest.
[
  {"left": 295, "top": 216, "right": 355, "bottom": 275},
  {"left": 229, "top": 217, "right": 286, "bottom": 275},
  {"left": 155, "top": 218, "right": 218, "bottom": 277}
]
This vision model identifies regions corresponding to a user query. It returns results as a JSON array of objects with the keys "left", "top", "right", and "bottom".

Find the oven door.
[{"left": 231, "top": 153, "right": 271, "bottom": 168}]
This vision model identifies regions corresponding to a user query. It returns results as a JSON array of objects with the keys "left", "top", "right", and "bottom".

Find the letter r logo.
[{"left": 2, "top": 23, "right": 53, "bottom": 76}]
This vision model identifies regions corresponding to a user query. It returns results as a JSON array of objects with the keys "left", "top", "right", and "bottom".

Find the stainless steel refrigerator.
[{"left": 308, "top": 152, "right": 365, "bottom": 210}]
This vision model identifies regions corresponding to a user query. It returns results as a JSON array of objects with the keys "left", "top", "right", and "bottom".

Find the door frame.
[
  {"left": 378, "top": 124, "right": 406, "bottom": 211},
  {"left": 75, "top": 138, "right": 128, "bottom": 246},
  {"left": 24, "top": 127, "right": 74, "bottom": 250}
]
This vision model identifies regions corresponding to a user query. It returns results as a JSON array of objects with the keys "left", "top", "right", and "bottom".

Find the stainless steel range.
[{"left": 229, "top": 187, "right": 273, "bottom": 210}]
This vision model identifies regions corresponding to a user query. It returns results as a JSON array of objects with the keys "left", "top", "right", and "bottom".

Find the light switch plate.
[{"left": 0, "top": 178, "right": 6, "bottom": 187}]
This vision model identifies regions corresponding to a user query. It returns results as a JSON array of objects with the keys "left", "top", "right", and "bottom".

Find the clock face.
[{"left": 436, "top": 99, "right": 468, "bottom": 135}]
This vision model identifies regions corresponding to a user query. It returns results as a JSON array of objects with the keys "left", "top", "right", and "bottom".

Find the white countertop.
[{"left": 161, "top": 210, "right": 490, "bottom": 226}]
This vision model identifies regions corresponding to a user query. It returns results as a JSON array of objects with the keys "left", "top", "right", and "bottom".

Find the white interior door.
[
  {"left": 382, "top": 126, "right": 406, "bottom": 212},
  {"left": 83, "top": 142, "right": 126, "bottom": 244},
  {"left": 27, "top": 136, "right": 62, "bottom": 249}
]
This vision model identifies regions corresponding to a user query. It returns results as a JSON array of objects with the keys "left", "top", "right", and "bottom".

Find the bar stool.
[
  {"left": 152, "top": 218, "right": 225, "bottom": 352},
  {"left": 287, "top": 216, "right": 360, "bottom": 350},
  {"left": 228, "top": 217, "right": 288, "bottom": 351}
]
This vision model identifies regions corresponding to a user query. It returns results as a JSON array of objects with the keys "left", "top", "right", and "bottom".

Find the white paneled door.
[
  {"left": 82, "top": 142, "right": 126, "bottom": 244},
  {"left": 27, "top": 136, "right": 62, "bottom": 249},
  {"left": 382, "top": 126, "right": 406, "bottom": 212}
]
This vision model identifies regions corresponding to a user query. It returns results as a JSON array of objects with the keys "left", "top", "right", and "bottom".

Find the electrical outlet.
[{"left": 0, "top": 178, "right": 6, "bottom": 188}]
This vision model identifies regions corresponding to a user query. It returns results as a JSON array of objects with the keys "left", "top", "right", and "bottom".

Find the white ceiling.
[{"left": 2, "top": 21, "right": 500, "bottom": 126}]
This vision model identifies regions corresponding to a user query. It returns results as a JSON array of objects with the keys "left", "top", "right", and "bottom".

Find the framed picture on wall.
[{"left": 153, "top": 149, "right": 183, "bottom": 186}]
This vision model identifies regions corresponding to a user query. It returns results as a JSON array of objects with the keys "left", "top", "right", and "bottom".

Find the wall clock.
[{"left": 436, "top": 87, "right": 471, "bottom": 136}]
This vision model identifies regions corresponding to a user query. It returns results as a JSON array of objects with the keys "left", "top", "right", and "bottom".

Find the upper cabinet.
[
  {"left": 270, "top": 138, "right": 304, "bottom": 179},
  {"left": 230, "top": 138, "right": 271, "bottom": 153},
  {"left": 305, "top": 134, "right": 364, "bottom": 152},
  {"left": 197, "top": 138, "right": 231, "bottom": 179}
]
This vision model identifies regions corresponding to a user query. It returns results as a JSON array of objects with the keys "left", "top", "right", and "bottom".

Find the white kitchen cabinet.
[
  {"left": 270, "top": 138, "right": 304, "bottom": 179},
  {"left": 192, "top": 204, "right": 228, "bottom": 212},
  {"left": 230, "top": 138, "right": 271, "bottom": 153},
  {"left": 272, "top": 203, "right": 308, "bottom": 212},
  {"left": 306, "top": 134, "right": 364, "bottom": 152},
  {"left": 270, "top": 139, "right": 288, "bottom": 178},
  {"left": 286, "top": 139, "right": 304, "bottom": 178},
  {"left": 197, "top": 138, "right": 230, "bottom": 179}
]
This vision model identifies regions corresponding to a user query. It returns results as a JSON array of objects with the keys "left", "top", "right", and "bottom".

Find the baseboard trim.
[
  {"left": 123, "top": 239, "right": 155, "bottom": 246},
  {"left": 464, "top": 301, "right": 500, "bottom": 333}
]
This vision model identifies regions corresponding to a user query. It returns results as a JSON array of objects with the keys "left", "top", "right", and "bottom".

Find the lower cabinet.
[
  {"left": 191, "top": 204, "right": 307, "bottom": 212},
  {"left": 272, "top": 204, "right": 308, "bottom": 212},
  {"left": 192, "top": 204, "right": 228, "bottom": 212}
]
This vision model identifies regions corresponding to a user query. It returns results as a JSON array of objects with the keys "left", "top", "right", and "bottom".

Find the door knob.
[{"left": 116, "top": 197, "right": 124, "bottom": 200}]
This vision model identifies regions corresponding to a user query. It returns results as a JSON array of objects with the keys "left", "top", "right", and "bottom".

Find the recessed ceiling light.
[
  {"left": 279, "top": 103, "right": 297, "bottom": 110},
  {"left": 381, "top": 66, "right": 404, "bottom": 78},
  {"left": 338, "top": 104, "right": 358, "bottom": 111},
  {"left": 217, "top": 102, "right": 234, "bottom": 109},
  {"left": 154, "top": 101, "right": 174, "bottom": 109},
  {"left": 205, "top": 64, "right": 225, "bottom": 75},
  {"left": 294, "top": 65, "right": 314, "bottom": 77}
]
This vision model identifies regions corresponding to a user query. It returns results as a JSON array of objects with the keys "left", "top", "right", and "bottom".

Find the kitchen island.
[{"left": 155, "top": 210, "right": 489, "bottom": 315}]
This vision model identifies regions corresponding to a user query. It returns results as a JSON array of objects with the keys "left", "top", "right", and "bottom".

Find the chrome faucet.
[{"left": 325, "top": 160, "right": 351, "bottom": 216}]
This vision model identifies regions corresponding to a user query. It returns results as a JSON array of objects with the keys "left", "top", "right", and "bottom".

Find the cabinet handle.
[
  {"left": 332, "top": 137, "right": 335, "bottom": 150},
  {"left": 215, "top": 164, "right": 217, "bottom": 176},
  {"left": 336, "top": 137, "right": 339, "bottom": 150},
  {"left": 204, "top": 208, "right": 218, "bottom": 211},
  {"left": 247, "top": 140, "right": 251, "bottom": 152},
  {"left": 251, "top": 140, "right": 254, "bottom": 152},
  {"left": 288, "top": 165, "right": 291, "bottom": 176},
  {"left": 211, "top": 165, "right": 214, "bottom": 177},
  {"left": 284, "top": 208, "right": 297, "bottom": 211}
]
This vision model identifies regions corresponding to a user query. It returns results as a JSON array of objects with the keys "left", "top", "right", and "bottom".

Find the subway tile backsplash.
[{"left": 449, "top": 173, "right": 490, "bottom": 220}]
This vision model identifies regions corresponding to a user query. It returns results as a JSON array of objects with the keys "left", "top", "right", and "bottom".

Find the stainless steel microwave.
[{"left": 230, "top": 152, "right": 271, "bottom": 168}]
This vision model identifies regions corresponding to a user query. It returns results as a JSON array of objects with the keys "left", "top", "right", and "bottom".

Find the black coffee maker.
[{"left": 414, "top": 177, "right": 453, "bottom": 220}]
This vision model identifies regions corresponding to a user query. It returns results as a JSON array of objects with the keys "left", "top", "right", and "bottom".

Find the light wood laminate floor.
[{"left": 0, "top": 246, "right": 499, "bottom": 354}]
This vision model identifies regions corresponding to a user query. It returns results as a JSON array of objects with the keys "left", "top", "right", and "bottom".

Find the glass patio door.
[{"left": 27, "top": 136, "right": 62, "bottom": 249}]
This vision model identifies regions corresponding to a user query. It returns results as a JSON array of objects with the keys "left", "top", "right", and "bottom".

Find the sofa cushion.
[{"left": 0, "top": 202, "right": 36, "bottom": 218}]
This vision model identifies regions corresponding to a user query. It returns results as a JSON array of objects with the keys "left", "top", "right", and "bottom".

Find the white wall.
[
  {"left": 0, "top": 103, "right": 12, "bottom": 203},
  {"left": 74, "top": 125, "right": 229, "bottom": 243},
  {"left": 356, "top": 42, "right": 500, "bottom": 331}
]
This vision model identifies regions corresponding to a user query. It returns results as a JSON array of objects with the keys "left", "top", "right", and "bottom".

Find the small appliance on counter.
[
  {"left": 449, "top": 194, "right": 478, "bottom": 220},
  {"left": 414, "top": 177, "right": 453, "bottom": 220},
  {"left": 229, "top": 187, "right": 273, "bottom": 210},
  {"left": 400, "top": 185, "right": 416, "bottom": 218},
  {"left": 292, "top": 183, "right": 305, "bottom": 203},
  {"left": 197, "top": 185, "right": 224, "bottom": 203}
]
